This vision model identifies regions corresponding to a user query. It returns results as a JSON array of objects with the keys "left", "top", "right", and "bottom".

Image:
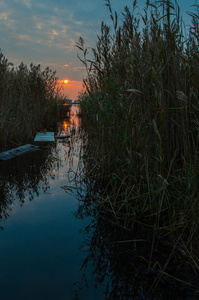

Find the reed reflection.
[
  {"left": 0, "top": 144, "right": 58, "bottom": 220},
  {"left": 0, "top": 105, "right": 81, "bottom": 224},
  {"left": 72, "top": 194, "right": 199, "bottom": 299}
]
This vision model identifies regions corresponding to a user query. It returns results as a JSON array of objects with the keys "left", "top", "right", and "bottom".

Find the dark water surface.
[
  {"left": 0, "top": 106, "right": 198, "bottom": 300},
  {"left": 0, "top": 106, "right": 105, "bottom": 300}
]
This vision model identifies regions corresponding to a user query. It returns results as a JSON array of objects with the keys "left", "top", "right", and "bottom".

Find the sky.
[{"left": 0, "top": 0, "right": 197, "bottom": 100}]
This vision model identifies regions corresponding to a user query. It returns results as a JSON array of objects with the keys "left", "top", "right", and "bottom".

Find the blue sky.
[{"left": 0, "top": 0, "right": 197, "bottom": 99}]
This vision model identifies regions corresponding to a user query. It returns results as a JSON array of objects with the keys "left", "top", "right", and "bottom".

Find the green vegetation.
[
  {"left": 78, "top": 0, "right": 199, "bottom": 264},
  {"left": 0, "top": 50, "right": 63, "bottom": 146}
]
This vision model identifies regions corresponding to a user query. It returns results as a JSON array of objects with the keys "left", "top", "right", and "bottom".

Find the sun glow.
[
  {"left": 63, "top": 120, "right": 68, "bottom": 130},
  {"left": 59, "top": 80, "right": 84, "bottom": 101}
]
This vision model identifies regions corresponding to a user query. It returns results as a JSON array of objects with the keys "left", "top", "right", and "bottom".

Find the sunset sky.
[{"left": 0, "top": 0, "right": 196, "bottom": 100}]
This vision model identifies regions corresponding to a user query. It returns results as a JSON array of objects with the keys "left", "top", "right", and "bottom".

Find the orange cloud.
[
  {"left": 19, "top": 34, "right": 32, "bottom": 40},
  {"left": 0, "top": 13, "right": 8, "bottom": 20}
]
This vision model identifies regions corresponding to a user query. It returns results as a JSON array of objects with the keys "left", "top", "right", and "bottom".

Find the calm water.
[
  {"left": 0, "top": 106, "right": 198, "bottom": 300},
  {"left": 0, "top": 105, "right": 105, "bottom": 300}
]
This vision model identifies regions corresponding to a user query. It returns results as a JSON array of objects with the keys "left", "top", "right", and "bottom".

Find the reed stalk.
[
  {"left": 0, "top": 51, "right": 63, "bottom": 146},
  {"left": 78, "top": 0, "right": 199, "bottom": 261}
]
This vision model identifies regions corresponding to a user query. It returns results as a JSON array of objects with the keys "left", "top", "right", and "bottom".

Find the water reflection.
[
  {"left": 72, "top": 194, "right": 199, "bottom": 299},
  {"left": 0, "top": 145, "right": 55, "bottom": 218},
  {"left": 1, "top": 104, "right": 198, "bottom": 299},
  {"left": 0, "top": 104, "right": 95, "bottom": 300},
  {"left": 0, "top": 105, "right": 81, "bottom": 225}
]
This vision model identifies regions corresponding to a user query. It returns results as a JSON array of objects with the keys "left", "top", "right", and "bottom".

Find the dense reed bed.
[
  {"left": 78, "top": 0, "right": 199, "bottom": 264},
  {"left": 0, "top": 50, "right": 63, "bottom": 146}
]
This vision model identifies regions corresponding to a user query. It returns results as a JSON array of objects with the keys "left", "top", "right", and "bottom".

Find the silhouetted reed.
[
  {"left": 0, "top": 51, "right": 63, "bottom": 146},
  {"left": 78, "top": 0, "right": 199, "bottom": 265}
]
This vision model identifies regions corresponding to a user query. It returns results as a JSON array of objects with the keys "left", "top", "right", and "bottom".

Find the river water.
[
  {"left": 0, "top": 105, "right": 198, "bottom": 300},
  {"left": 0, "top": 105, "right": 106, "bottom": 300}
]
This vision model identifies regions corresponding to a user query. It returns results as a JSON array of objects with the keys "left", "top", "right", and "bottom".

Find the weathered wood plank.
[
  {"left": 0, "top": 144, "right": 39, "bottom": 161},
  {"left": 34, "top": 132, "right": 55, "bottom": 142}
]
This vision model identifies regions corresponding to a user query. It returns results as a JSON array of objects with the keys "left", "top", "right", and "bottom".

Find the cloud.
[
  {"left": 50, "top": 29, "right": 59, "bottom": 39},
  {"left": 75, "top": 32, "right": 82, "bottom": 37},
  {"left": 0, "top": 12, "right": 8, "bottom": 20},
  {"left": 35, "top": 22, "right": 43, "bottom": 29},
  {"left": 18, "top": 34, "right": 32, "bottom": 41},
  {"left": 36, "top": 62, "right": 61, "bottom": 68},
  {"left": 61, "top": 25, "right": 69, "bottom": 33},
  {"left": 0, "top": 0, "right": 107, "bottom": 58},
  {"left": 2, "top": 0, "right": 182, "bottom": 85},
  {"left": 74, "top": 21, "right": 82, "bottom": 25},
  {"left": 72, "top": 66, "right": 85, "bottom": 71},
  {"left": 23, "top": 0, "right": 31, "bottom": 8}
]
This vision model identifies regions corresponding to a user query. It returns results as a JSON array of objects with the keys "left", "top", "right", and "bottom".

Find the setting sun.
[{"left": 59, "top": 79, "right": 84, "bottom": 100}]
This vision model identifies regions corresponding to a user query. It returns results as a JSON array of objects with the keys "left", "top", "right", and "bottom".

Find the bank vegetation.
[
  {"left": 0, "top": 50, "right": 63, "bottom": 146},
  {"left": 78, "top": 0, "right": 199, "bottom": 267}
]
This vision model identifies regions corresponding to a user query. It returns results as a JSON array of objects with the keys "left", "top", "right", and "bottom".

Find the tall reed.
[
  {"left": 78, "top": 0, "right": 199, "bottom": 258},
  {"left": 0, "top": 51, "right": 63, "bottom": 146}
]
